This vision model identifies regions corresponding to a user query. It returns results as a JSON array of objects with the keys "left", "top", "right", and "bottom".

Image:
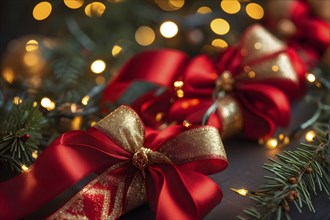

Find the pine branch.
[
  {"left": 238, "top": 122, "right": 330, "bottom": 220},
  {"left": 0, "top": 102, "right": 45, "bottom": 172}
]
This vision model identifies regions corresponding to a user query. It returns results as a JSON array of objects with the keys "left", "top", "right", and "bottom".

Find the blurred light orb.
[
  {"left": 155, "top": 0, "right": 184, "bottom": 11},
  {"left": 160, "top": 21, "right": 178, "bottom": 38},
  {"left": 197, "top": 6, "right": 212, "bottom": 14},
  {"left": 246, "top": 3, "right": 264, "bottom": 20},
  {"left": 210, "top": 18, "right": 230, "bottom": 35},
  {"left": 25, "top": 40, "right": 39, "bottom": 52},
  {"left": 211, "top": 39, "right": 228, "bottom": 49},
  {"left": 85, "top": 2, "right": 106, "bottom": 17},
  {"left": 90, "top": 59, "right": 106, "bottom": 74},
  {"left": 221, "top": 0, "right": 241, "bottom": 14},
  {"left": 64, "top": 0, "right": 84, "bottom": 9},
  {"left": 112, "top": 45, "right": 122, "bottom": 57},
  {"left": 41, "top": 97, "right": 51, "bottom": 108},
  {"left": 33, "top": 2, "right": 52, "bottom": 21},
  {"left": 135, "top": 26, "right": 156, "bottom": 46}
]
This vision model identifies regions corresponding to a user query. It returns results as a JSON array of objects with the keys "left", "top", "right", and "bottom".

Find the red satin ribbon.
[
  {"left": 102, "top": 49, "right": 188, "bottom": 103},
  {"left": 0, "top": 125, "right": 226, "bottom": 219},
  {"left": 289, "top": 0, "right": 330, "bottom": 53},
  {"left": 168, "top": 54, "right": 291, "bottom": 139}
]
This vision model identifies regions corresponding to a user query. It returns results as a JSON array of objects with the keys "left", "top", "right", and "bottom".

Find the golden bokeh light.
[
  {"left": 85, "top": 2, "right": 106, "bottom": 17},
  {"left": 33, "top": 2, "right": 52, "bottom": 21},
  {"left": 23, "top": 53, "right": 39, "bottom": 67},
  {"left": 174, "top": 80, "right": 184, "bottom": 88},
  {"left": 71, "top": 116, "right": 82, "bottom": 130},
  {"left": 112, "top": 45, "right": 122, "bottom": 57},
  {"left": 211, "top": 39, "right": 228, "bottom": 49},
  {"left": 160, "top": 21, "right": 179, "bottom": 38},
  {"left": 90, "top": 59, "right": 106, "bottom": 74},
  {"left": 25, "top": 40, "right": 39, "bottom": 52},
  {"left": 155, "top": 0, "right": 184, "bottom": 11},
  {"left": 135, "top": 26, "right": 156, "bottom": 46},
  {"left": 305, "top": 130, "right": 316, "bottom": 142},
  {"left": 197, "top": 6, "right": 212, "bottom": 14},
  {"left": 21, "top": 164, "right": 29, "bottom": 172},
  {"left": 265, "top": 138, "right": 278, "bottom": 150},
  {"left": 306, "top": 73, "right": 316, "bottom": 83},
  {"left": 32, "top": 150, "right": 38, "bottom": 159},
  {"left": 2, "top": 68, "right": 15, "bottom": 83},
  {"left": 13, "top": 97, "right": 23, "bottom": 105},
  {"left": 41, "top": 97, "right": 51, "bottom": 108},
  {"left": 64, "top": 0, "right": 84, "bottom": 9},
  {"left": 246, "top": 3, "right": 264, "bottom": 20},
  {"left": 210, "top": 18, "right": 230, "bottom": 35},
  {"left": 169, "top": 0, "right": 184, "bottom": 9},
  {"left": 95, "top": 75, "right": 105, "bottom": 85},
  {"left": 221, "top": 0, "right": 241, "bottom": 14},
  {"left": 81, "top": 96, "right": 90, "bottom": 105},
  {"left": 230, "top": 188, "right": 249, "bottom": 196}
]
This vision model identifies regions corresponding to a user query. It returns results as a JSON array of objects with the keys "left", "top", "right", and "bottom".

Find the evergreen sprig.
[
  {"left": 0, "top": 102, "right": 45, "bottom": 172},
  {"left": 238, "top": 122, "right": 330, "bottom": 220}
]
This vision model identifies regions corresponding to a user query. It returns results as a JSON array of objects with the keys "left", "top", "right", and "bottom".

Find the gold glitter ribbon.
[{"left": 49, "top": 106, "right": 227, "bottom": 219}]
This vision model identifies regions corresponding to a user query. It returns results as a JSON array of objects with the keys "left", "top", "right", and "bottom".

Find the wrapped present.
[
  {"left": 265, "top": 0, "right": 330, "bottom": 67},
  {"left": 102, "top": 25, "right": 306, "bottom": 140},
  {"left": 0, "top": 106, "right": 227, "bottom": 220}
]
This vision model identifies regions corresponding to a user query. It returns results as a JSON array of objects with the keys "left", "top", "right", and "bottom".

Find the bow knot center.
[
  {"left": 133, "top": 147, "right": 153, "bottom": 170},
  {"left": 215, "top": 71, "right": 234, "bottom": 93}
]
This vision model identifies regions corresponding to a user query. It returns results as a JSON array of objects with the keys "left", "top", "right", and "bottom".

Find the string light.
[
  {"left": 81, "top": 96, "right": 90, "bottom": 105},
  {"left": 12, "top": 97, "right": 23, "bottom": 105},
  {"left": 33, "top": 1, "right": 52, "bottom": 21},
  {"left": 2, "top": 67, "right": 15, "bottom": 83},
  {"left": 64, "top": 0, "right": 84, "bottom": 9},
  {"left": 230, "top": 188, "right": 249, "bottom": 196},
  {"left": 33, "top": 101, "right": 38, "bottom": 107},
  {"left": 21, "top": 164, "right": 29, "bottom": 172},
  {"left": 196, "top": 6, "right": 212, "bottom": 14},
  {"left": 182, "top": 120, "right": 191, "bottom": 128},
  {"left": 306, "top": 73, "right": 316, "bottom": 83},
  {"left": 47, "top": 101, "right": 56, "bottom": 111},
  {"left": 265, "top": 138, "right": 278, "bottom": 150},
  {"left": 112, "top": 45, "right": 122, "bottom": 57},
  {"left": 305, "top": 130, "right": 316, "bottom": 142},
  {"left": 25, "top": 40, "right": 39, "bottom": 52},
  {"left": 220, "top": 0, "right": 241, "bottom": 14},
  {"left": 210, "top": 18, "right": 230, "bottom": 35},
  {"left": 174, "top": 81, "right": 184, "bottom": 98},
  {"left": 85, "top": 2, "right": 106, "bottom": 17},
  {"left": 246, "top": 3, "right": 264, "bottom": 20},
  {"left": 135, "top": 26, "right": 156, "bottom": 46},
  {"left": 211, "top": 39, "right": 228, "bottom": 49},
  {"left": 155, "top": 112, "right": 165, "bottom": 122},
  {"left": 71, "top": 116, "right": 82, "bottom": 130},
  {"left": 95, "top": 75, "right": 105, "bottom": 85},
  {"left": 160, "top": 21, "right": 178, "bottom": 38},
  {"left": 41, "top": 97, "right": 51, "bottom": 108},
  {"left": 90, "top": 121, "right": 97, "bottom": 126},
  {"left": 32, "top": 150, "right": 38, "bottom": 159},
  {"left": 90, "top": 59, "right": 106, "bottom": 74}
]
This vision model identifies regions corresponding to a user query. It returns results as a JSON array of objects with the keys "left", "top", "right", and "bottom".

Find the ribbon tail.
[{"left": 147, "top": 164, "right": 221, "bottom": 220}]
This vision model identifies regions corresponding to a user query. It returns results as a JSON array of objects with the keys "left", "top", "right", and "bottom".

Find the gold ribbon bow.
[{"left": 49, "top": 106, "right": 227, "bottom": 219}]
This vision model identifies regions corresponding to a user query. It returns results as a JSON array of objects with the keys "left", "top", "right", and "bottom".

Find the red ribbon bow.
[{"left": 0, "top": 106, "right": 227, "bottom": 220}]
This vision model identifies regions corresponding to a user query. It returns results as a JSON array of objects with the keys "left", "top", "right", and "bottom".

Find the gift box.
[
  {"left": 0, "top": 106, "right": 227, "bottom": 219},
  {"left": 102, "top": 25, "right": 306, "bottom": 140}
]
